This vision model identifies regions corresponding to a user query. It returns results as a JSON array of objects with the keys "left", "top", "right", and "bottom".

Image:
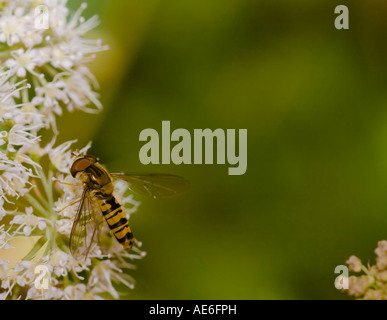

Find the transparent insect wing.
[
  {"left": 69, "top": 189, "right": 101, "bottom": 259},
  {"left": 110, "top": 173, "right": 190, "bottom": 199}
]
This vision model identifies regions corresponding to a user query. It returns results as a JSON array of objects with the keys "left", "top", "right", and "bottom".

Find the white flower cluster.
[
  {"left": 0, "top": 0, "right": 108, "bottom": 133},
  {"left": 0, "top": 0, "right": 145, "bottom": 300},
  {"left": 344, "top": 241, "right": 387, "bottom": 300}
]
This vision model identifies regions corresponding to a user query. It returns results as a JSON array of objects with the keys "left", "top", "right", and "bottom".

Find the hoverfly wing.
[
  {"left": 69, "top": 188, "right": 102, "bottom": 259},
  {"left": 110, "top": 173, "right": 190, "bottom": 199}
]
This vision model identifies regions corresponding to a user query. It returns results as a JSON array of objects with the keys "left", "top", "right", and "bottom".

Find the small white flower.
[
  {"left": 26, "top": 285, "right": 63, "bottom": 300},
  {"left": 55, "top": 218, "right": 72, "bottom": 235},
  {"left": 63, "top": 67, "right": 102, "bottom": 113},
  {"left": 23, "top": 29, "right": 44, "bottom": 48},
  {"left": 49, "top": 250, "right": 70, "bottom": 277},
  {"left": 7, "top": 123, "right": 42, "bottom": 152},
  {"left": 88, "top": 260, "right": 121, "bottom": 299},
  {"left": 5, "top": 48, "right": 43, "bottom": 78},
  {"left": 63, "top": 284, "right": 87, "bottom": 300},
  {"left": 33, "top": 79, "right": 68, "bottom": 110},
  {"left": 346, "top": 255, "right": 363, "bottom": 273},
  {"left": 13, "top": 103, "right": 45, "bottom": 127},
  {"left": 10, "top": 207, "right": 49, "bottom": 236},
  {"left": 0, "top": 152, "right": 36, "bottom": 201},
  {"left": 14, "top": 260, "right": 34, "bottom": 287},
  {"left": 0, "top": 14, "right": 24, "bottom": 46},
  {"left": 47, "top": 139, "right": 78, "bottom": 173}
]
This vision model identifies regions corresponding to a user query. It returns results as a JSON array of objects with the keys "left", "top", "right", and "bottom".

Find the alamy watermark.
[
  {"left": 34, "top": 265, "right": 50, "bottom": 290},
  {"left": 34, "top": 5, "right": 49, "bottom": 30},
  {"left": 139, "top": 121, "right": 247, "bottom": 176},
  {"left": 335, "top": 5, "right": 349, "bottom": 30},
  {"left": 334, "top": 265, "right": 349, "bottom": 290}
]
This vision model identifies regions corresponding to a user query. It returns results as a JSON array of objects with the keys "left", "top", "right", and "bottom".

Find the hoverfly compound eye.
[{"left": 70, "top": 158, "right": 93, "bottom": 177}]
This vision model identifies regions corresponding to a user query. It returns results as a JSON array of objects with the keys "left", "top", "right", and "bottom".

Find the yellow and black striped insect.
[{"left": 68, "top": 154, "right": 189, "bottom": 259}]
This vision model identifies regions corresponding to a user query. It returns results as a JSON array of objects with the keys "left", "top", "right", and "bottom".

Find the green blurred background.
[{"left": 58, "top": 0, "right": 387, "bottom": 299}]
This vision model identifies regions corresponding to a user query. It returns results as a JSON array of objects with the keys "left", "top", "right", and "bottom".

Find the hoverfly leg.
[
  {"left": 52, "top": 178, "right": 81, "bottom": 187},
  {"left": 56, "top": 198, "right": 82, "bottom": 214}
]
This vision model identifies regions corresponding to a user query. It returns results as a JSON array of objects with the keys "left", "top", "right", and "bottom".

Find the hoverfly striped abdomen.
[{"left": 94, "top": 192, "right": 134, "bottom": 249}]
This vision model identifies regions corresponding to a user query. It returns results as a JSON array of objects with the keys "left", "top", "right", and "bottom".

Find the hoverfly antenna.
[{"left": 71, "top": 150, "right": 81, "bottom": 158}]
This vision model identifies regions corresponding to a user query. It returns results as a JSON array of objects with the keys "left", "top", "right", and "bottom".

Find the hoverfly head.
[{"left": 70, "top": 154, "right": 98, "bottom": 177}]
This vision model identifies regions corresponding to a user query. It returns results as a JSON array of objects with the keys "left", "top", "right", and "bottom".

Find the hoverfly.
[{"left": 68, "top": 154, "right": 189, "bottom": 259}]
